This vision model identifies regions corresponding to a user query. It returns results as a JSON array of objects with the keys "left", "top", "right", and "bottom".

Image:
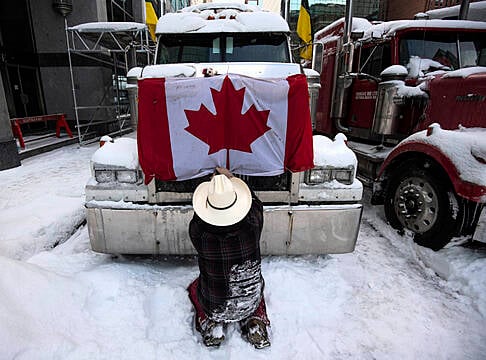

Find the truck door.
[{"left": 347, "top": 43, "right": 391, "bottom": 137}]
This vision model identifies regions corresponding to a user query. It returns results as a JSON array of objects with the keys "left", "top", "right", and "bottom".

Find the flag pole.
[
  {"left": 226, "top": 148, "right": 230, "bottom": 170},
  {"left": 296, "top": 0, "right": 312, "bottom": 62}
]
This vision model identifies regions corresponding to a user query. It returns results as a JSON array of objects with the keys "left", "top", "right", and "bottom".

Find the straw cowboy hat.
[{"left": 193, "top": 174, "right": 252, "bottom": 226}]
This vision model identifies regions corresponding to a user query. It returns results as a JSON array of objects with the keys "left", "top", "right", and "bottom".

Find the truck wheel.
[{"left": 384, "top": 161, "right": 462, "bottom": 251}]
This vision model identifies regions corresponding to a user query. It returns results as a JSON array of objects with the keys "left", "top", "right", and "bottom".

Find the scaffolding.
[{"left": 66, "top": 21, "right": 152, "bottom": 144}]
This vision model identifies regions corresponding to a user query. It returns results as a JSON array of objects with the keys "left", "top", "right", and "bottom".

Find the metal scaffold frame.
[{"left": 66, "top": 20, "right": 152, "bottom": 144}]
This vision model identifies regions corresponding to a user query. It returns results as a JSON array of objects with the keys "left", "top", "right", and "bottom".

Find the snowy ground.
[{"left": 0, "top": 143, "right": 485, "bottom": 359}]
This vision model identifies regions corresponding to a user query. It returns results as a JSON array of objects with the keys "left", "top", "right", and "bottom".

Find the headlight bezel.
[
  {"left": 304, "top": 166, "right": 355, "bottom": 185},
  {"left": 94, "top": 167, "right": 141, "bottom": 184}
]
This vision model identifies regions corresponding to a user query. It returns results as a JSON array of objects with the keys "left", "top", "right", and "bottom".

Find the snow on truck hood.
[
  {"left": 313, "top": 134, "right": 358, "bottom": 169},
  {"left": 401, "top": 125, "right": 486, "bottom": 187},
  {"left": 91, "top": 135, "right": 356, "bottom": 171},
  {"left": 135, "top": 63, "right": 302, "bottom": 79},
  {"left": 91, "top": 138, "right": 138, "bottom": 169}
]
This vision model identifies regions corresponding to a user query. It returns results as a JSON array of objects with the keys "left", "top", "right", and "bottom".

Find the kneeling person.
[{"left": 188, "top": 167, "right": 270, "bottom": 348}]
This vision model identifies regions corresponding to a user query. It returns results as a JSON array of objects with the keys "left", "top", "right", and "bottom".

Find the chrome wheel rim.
[{"left": 393, "top": 176, "right": 439, "bottom": 233}]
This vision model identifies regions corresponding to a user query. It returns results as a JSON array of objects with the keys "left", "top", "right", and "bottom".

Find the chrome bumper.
[{"left": 86, "top": 202, "right": 362, "bottom": 255}]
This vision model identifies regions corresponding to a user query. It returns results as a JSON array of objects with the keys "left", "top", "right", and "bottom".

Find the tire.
[{"left": 384, "top": 160, "right": 463, "bottom": 251}]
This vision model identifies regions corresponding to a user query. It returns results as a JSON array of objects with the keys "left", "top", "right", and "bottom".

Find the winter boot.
[
  {"left": 241, "top": 317, "right": 270, "bottom": 349},
  {"left": 196, "top": 316, "right": 225, "bottom": 347}
]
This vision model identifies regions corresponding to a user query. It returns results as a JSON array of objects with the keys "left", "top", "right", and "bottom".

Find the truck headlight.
[
  {"left": 305, "top": 166, "right": 354, "bottom": 185},
  {"left": 94, "top": 169, "right": 140, "bottom": 183},
  {"left": 305, "top": 168, "right": 332, "bottom": 184},
  {"left": 334, "top": 169, "right": 353, "bottom": 184},
  {"left": 95, "top": 170, "right": 116, "bottom": 183},
  {"left": 116, "top": 170, "right": 139, "bottom": 183}
]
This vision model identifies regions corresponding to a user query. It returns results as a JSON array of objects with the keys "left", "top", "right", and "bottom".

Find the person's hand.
[{"left": 216, "top": 166, "right": 233, "bottom": 178}]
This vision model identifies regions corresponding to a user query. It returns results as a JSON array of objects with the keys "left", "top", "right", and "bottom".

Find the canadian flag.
[{"left": 137, "top": 74, "right": 314, "bottom": 184}]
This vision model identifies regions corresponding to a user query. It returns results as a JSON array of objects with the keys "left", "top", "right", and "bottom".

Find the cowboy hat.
[{"left": 193, "top": 174, "right": 252, "bottom": 226}]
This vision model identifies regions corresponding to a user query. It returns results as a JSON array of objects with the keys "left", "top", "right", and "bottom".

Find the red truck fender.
[{"left": 377, "top": 140, "right": 486, "bottom": 203}]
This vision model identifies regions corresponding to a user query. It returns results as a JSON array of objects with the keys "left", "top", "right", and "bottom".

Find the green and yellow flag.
[
  {"left": 296, "top": 0, "right": 312, "bottom": 61},
  {"left": 145, "top": 0, "right": 159, "bottom": 42}
]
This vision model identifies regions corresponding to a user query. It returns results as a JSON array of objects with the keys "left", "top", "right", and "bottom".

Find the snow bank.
[
  {"left": 0, "top": 255, "right": 89, "bottom": 359},
  {"left": 0, "top": 134, "right": 485, "bottom": 359},
  {"left": 414, "top": 243, "right": 486, "bottom": 316},
  {"left": 2, "top": 222, "right": 485, "bottom": 359},
  {"left": 0, "top": 144, "right": 96, "bottom": 260}
]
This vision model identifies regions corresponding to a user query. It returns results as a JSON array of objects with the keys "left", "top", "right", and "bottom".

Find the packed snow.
[{"left": 0, "top": 142, "right": 485, "bottom": 359}]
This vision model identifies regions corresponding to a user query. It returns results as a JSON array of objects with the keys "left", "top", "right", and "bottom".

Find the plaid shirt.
[{"left": 189, "top": 194, "right": 264, "bottom": 322}]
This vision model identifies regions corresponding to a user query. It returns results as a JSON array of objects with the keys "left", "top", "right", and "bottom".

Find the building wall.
[
  {"left": 28, "top": 0, "right": 108, "bottom": 124},
  {"left": 0, "top": 70, "right": 20, "bottom": 170},
  {"left": 383, "top": 0, "right": 427, "bottom": 20},
  {"left": 0, "top": 0, "right": 146, "bottom": 136}
]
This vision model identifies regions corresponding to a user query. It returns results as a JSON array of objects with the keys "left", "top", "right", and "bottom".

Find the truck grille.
[{"left": 155, "top": 172, "right": 291, "bottom": 193}]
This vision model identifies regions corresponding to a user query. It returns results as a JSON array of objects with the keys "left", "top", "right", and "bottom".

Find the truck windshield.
[
  {"left": 399, "top": 31, "right": 486, "bottom": 71},
  {"left": 156, "top": 33, "right": 290, "bottom": 64}
]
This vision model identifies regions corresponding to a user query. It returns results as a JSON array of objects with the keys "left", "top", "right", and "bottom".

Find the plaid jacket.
[{"left": 189, "top": 194, "right": 264, "bottom": 322}]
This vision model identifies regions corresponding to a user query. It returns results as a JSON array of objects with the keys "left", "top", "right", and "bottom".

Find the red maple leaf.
[{"left": 184, "top": 76, "right": 271, "bottom": 155}]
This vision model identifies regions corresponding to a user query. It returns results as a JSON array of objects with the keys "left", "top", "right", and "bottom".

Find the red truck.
[{"left": 311, "top": 10, "right": 486, "bottom": 250}]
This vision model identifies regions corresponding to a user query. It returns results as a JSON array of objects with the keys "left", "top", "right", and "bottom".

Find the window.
[
  {"left": 399, "top": 31, "right": 486, "bottom": 72},
  {"left": 106, "top": 0, "right": 134, "bottom": 22},
  {"left": 399, "top": 32, "right": 458, "bottom": 70},
  {"left": 360, "top": 43, "right": 391, "bottom": 78},
  {"left": 156, "top": 33, "right": 290, "bottom": 64},
  {"left": 225, "top": 33, "right": 289, "bottom": 63},
  {"left": 157, "top": 35, "right": 222, "bottom": 64},
  {"left": 459, "top": 34, "right": 486, "bottom": 67}
]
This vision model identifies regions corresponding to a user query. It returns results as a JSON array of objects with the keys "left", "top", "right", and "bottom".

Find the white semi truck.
[{"left": 85, "top": 2, "right": 363, "bottom": 255}]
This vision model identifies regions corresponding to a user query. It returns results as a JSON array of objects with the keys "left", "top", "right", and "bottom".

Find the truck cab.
[
  {"left": 313, "top": 18, "right": 486, "bottom": 144},
  {"left": 85, "top": 3, "right": 363, "bottom": 256},
  {"left": 312, "top": 16, "right": 486, "bottom": 250}
]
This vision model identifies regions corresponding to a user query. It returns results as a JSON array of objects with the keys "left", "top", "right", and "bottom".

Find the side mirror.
[
  {"left": 351, "top": 31, "right": 364, "bottom": 41},
  {"left": 311, "top": 42, "right": 323, "bottom": 73}
]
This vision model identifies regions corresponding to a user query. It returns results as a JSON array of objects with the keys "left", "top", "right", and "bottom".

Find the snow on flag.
[{"left": 137, "top": 74, "right": 314, "bottom": 184}]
